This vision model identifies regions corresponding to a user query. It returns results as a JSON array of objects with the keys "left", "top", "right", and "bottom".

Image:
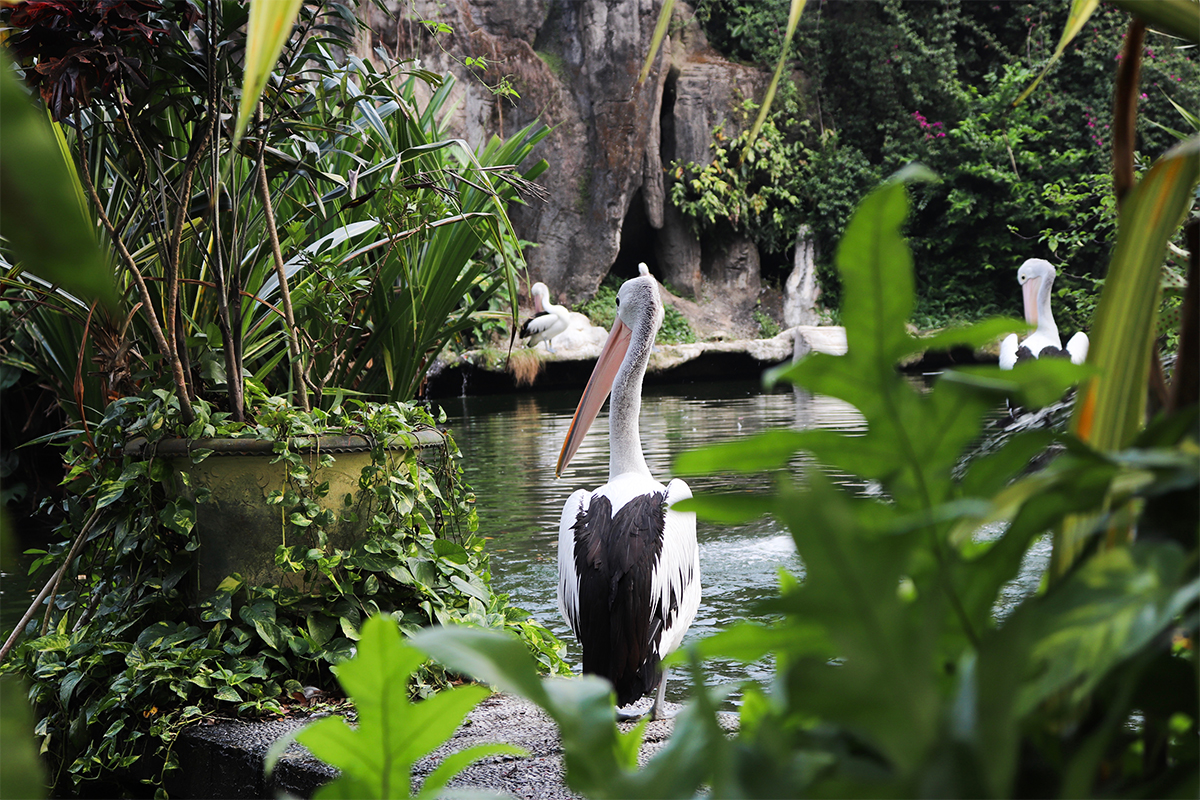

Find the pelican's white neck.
[
  {"left": 608, "top": 313, "right": 655, "bottom": 480},
  {"left": 1034, "top": 271, "right": 1060, "bottom": 341}
]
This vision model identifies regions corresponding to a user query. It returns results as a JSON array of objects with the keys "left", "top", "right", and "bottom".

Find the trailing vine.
[{"left": 1, "top": 386, "right": 566, "bottom": 796}]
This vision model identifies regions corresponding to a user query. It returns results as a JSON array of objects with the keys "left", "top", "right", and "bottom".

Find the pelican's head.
[
  {"left": 531, "top": 281, "right": 549, "bottom": 313},
  {"left": 614, "top": 271, "right": 664, "bottom": 337},
  {"left": 1017, "top": 258, "right": 1055, "bottom": 327}
]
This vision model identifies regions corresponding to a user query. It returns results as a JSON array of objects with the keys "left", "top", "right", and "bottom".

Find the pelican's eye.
[{"left": 615, "top": 297, "right": 620, "bottom": 308}]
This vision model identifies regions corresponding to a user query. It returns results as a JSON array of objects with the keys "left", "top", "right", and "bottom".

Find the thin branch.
[
  {"left": 76, "top": 120, "right": 196, "bottom": 425},
  {"left": 254, "top": 107, "right": 311, "bottom": 412},
  {"left": 1, "top": 506, "right": 103, "bottom": 663}
]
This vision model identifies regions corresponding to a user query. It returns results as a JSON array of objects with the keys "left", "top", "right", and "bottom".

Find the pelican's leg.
[
  {"left": 649, "top": 667, "right": 672, "bottom": 721},
  {"left": 615, "top": 705, "right": 644, "bottom": 722}
]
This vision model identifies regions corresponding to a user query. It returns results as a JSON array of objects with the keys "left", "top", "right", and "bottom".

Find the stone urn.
[{"left": 125, "top": 431, "right": 447, "bottom": 597}]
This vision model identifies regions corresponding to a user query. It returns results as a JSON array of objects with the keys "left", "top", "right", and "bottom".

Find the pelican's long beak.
[
  {"left": 1022, "top": 276, "right": 1041, "bottom": 327},
  {"left": 534, "top": 292, "right": 546, "bottom": 314},
  {"left": 556, "top": 317, "right": 632, "bottom": 477}
]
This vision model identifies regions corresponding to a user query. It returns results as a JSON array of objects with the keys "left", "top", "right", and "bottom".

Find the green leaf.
[
  {"left": 0, "top": 676, "right": 46, "bottom": 799},
  {"left": 1109, "top": 0, "right": 1200, "bottom": 43},
  {"left": 0, "top": 52, "right": 113, "bottom": 304},
  {"left": 742, "top": 0, "right": 807, "bottom": 160},
  {"left": 415, "top": 742, "right": 525, "bottom": 799},
  {"left": 412, "top": 625, "right": 551, "bottom": 709},
  {"left": 94, "top": 480, "right": 127, "bottom": 510},
  {"left": 297, "top": 616, "right": 500, "bottom": 799},
  {"left": 214, "top": 686, "right": 242, "bottom": 703},
  {"left": 673, "top": 430, "right": 809, "bottom": 475},
  {"left": 948, "top": 358, "right": 1091, "bottom": 409},
  {"left": 771, "top": 476, "right": 941, "bottom": 774},
  {"left": 672, "top": 492, "right": 772, "bottom": 524},
  {"left": 683, "top": 620, "right": 831, "bottom": 664},
  {"left": 1072, "top": 137, "right": 1200, "bottom": 452},
  {"left": 1012, "top": 542, "right": 1198, "bottom": 716},
  {"left": 233, "top": 0, "right": 305, "bottom": 146}
]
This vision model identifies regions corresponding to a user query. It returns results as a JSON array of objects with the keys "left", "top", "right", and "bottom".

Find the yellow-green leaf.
[
  {"left": 233, "top": 0, "right": 304, "bottom": 147},
  {"left": 1109, "top": 0, "right": 1200, "bottom": 44},
  {"left": 0, "top": 52, "right": 112, "bottom": 304},
  {"left": 743, "top": 0, "right": 807, "bottom": 161},
  {"left": 1071, "top": 136, "right": 1200, "bottom": 452},
  {"left": 1013, "top": 0, "right": 1099, "bottom": 107},
  {"left": 638, "top": 0, "right": 676, "bottom": 86}
]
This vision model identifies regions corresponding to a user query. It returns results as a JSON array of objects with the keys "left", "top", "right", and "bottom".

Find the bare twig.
[
  {"left": 1, "top": 506, "right": 103, "bottom": 664},
  {"left": 1112, "top": 18, "right": 1144, "bottom": 208},
  {"left": 254, "top": 106, "right": 310, "bottom": 412}
]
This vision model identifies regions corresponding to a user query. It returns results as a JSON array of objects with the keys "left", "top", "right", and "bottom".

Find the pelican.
[
  {"left": 520, "top": 282, "right": 571, "bottom": 352},
  {"left": 555, "top": 269, "right": 700, "bottom": 721},
  {"left": 999, "top": 258, "right": 1089, "bottom": 369}
]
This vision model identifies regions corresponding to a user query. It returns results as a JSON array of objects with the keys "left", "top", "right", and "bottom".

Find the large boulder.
[{"left": 360, "top": 0, "right": 772, "bottom": 320}]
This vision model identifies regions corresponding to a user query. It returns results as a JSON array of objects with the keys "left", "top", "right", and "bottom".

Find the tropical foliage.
[
  {"left": 673, "top": 0, "right": 1199, "bottom": 326},
  {"left": 390, "top": 5, "right": 1199, "bottom": 796},
  {"left": 414, "top": 159, "right": 1198, "bottom": 799},
  {"left": 0, "top": 1, "right": 564, "bottom": 795},
  {"left": 0, "top": 391, "right": 565, "bottom": 794},
  {"left": 0, "top": 0, "right": 544, "bottom": 424}
]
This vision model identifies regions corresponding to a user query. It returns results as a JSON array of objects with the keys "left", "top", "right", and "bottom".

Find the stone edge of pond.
[
  {"left": 426, "top": 326, "right": 997, "bottom": 397},
  {"left": 168, "top": 692, "right": 739, "bottom": 799}
]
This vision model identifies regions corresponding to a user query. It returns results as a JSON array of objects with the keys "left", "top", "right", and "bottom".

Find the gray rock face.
[{"left": 361, "top": 0, "right": 773, "bottom": 315}]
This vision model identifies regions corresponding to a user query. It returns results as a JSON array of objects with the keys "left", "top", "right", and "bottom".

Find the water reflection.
[{"left": 438, "top": 381, "right": 866, "bottom": 703}]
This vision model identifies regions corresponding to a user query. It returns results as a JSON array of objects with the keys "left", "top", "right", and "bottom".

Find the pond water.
[
  {"left": 1, "top": 378, "right": 1046, "bottom": 710},
  {"left": 438, "top": 379, "right": 869, "bottom": 705}
]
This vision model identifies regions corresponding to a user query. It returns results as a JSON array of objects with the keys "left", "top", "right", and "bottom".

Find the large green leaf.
[
  {"left": 296, "top": 616, "right": 519, "bottom": 799},
  {"left": 1071, "top": 137, "right": 1200, "bottom": 452},
  {"left": 771, "top": 476, "right": 943, "bottom": 777},
  {"left": 1109, "top": 0, "right": 1200, "bottom": 43},
  {"left": 0, "top": 52, "right": 112, "bottom": 304},
  {"left": 1012, "top": 542, "right": 1198, "bottom": 716}
]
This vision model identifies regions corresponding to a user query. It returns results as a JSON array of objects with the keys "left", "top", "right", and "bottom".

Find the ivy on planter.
[{"left": 2, "top": 388, "right": 566, "bottom": 796}]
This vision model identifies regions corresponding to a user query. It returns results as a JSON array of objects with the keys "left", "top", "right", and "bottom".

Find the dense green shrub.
[
  {"left": 1, "top": 394, "right": 565, "bottom": 795},
  {"left": 681, "top": 0, "right": 1198, "bottom": 328}
]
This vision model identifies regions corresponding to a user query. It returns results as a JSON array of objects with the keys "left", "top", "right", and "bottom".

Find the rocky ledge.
[
  {"left": 169, "top": 692, "right": 739, "bottom": 799},
  {"left": 425, "top": 324, "right": 849, "bottom": 397}
]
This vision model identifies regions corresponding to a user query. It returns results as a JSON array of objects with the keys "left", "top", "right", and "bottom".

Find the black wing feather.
[
  {"left": 572, "top": 491, "right": 668, "bottom": 707},
  {"left": 520, "top": 310, "right": 551, "bottom": 338}
]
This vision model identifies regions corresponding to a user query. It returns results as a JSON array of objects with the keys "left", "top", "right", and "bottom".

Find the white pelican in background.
[
  {"left": 555, "top": 270, "right": 700, "bottom": 721},
  {"left": 999, "top": 258, "right": 1089, "bottom": 369},
  {"left": 520, "top": 282, "right": 571, "bottom": 352}
]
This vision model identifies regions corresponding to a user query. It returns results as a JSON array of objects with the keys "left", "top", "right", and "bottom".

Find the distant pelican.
[
  {"left": 999, "top": 258, "right": 1089, "bottom": 369},
  {"left": 556, "top": 269, "right": 700, "bottom": 721},
  {"left": 520, "top": 282, "right": 571, "bottom": 352}
]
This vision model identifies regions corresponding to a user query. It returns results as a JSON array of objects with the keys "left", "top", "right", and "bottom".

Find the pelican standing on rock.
[
  {"left": 520, "top": 282, "right": 571, "bottom": 352},
  {"left": 555, "top": 269, "right": 700, "bottom": 721},
  {"left": 999, "top": 258, "right": 1089, "bottom": 369}
]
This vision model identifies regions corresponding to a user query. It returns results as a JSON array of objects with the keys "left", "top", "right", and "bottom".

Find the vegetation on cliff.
[{"left": 674, "top": 0, "right": 1197, "bottom": 327}]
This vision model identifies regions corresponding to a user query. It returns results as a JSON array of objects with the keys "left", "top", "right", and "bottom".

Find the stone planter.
[{"left": 126, "top": 432, "right": 446, "bottom": 597}]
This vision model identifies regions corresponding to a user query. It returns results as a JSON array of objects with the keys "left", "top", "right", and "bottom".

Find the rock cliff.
[{"left": 362, "top": 0, "right": 806, "bottom": 337}]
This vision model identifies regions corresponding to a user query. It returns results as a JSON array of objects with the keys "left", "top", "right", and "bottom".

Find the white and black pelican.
[
  {"left": 555, "top": 269, "right": 700, "bottom": 721},
  {"left": 520, "top": 281, "right": 571, "bottom": 352},
  {"left": 999, "top": 258, "right": 1089, "bottom": 369}
]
